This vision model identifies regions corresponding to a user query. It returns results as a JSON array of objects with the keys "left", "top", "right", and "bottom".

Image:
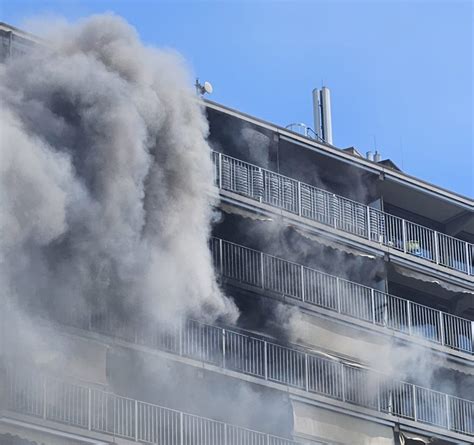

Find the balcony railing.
[
  {"left": 85, "top": 317, "right": 473, "bottom": 437},
  {"left": 212, "top": 152, "right": 474, "bottom": 277},
  {"left": 2, "top": 368, "right": 305, "bottom": 445},
  {"left": 211, "top": 238, "right": 474, "bottom": 355},
  {"left": 26, "top": 304, "right": 471, "bottom": 439}
]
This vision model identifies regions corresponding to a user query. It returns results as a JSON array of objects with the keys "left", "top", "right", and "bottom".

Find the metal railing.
[
  {"left": 212, "top": 152, "right": 474, "bottom": 277},
  {"left": 2, "top": 368, "right": 307, "bottom": 445},
  {"left": 84, "top": 314, "right": 474, "bottom": 437},
  {"left": 211, "top": 237, "right": 474, "bottom": 355}
]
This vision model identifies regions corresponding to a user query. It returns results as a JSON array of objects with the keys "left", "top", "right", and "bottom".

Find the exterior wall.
[{"left": 292, "top": 401, "right": 395, "bottom": 445}]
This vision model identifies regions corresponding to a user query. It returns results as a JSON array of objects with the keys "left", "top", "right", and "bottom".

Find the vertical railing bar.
[
  {"left": 222, "top": 329, "right": 226, "bottom": 369},
  {"left": 439, "top": 311, "right": 445, "bottom": 346},
  {"left": 219, "top": 238, "right": 223, "bottom": 276},
  {"left": 407, "top": 300, "right": 412, "bottom": 336},
  {"left": 300, "top": 265, "right": 305, "bottom": 302},
  {"left": 42, "top": 377, "right": 47, "bottom": 420},
  {"left": 434, "top": 231, "right": 440, "bottom": 264},
  {"left": 370, "top": 288, "right": 376, "bottom": 325},
  {"left": 297, "top": 181, "right": 301, "bottom": 216},
  {"left": 367, "top": 206, "right": 371, "bottom": 240},
  {"left": 264, "top": 340, "right": 268, "bottom": 380},
  {"left": 465, "top": 242, "right": 470, "bottom": 275},
  {"left": 304, "top": 353, "right": 309, "bottom": 392},
  {"left": 134, "top": 399, "right": 138, "bottom": 441},
  {"left": 260, "top": 252, "right": 265, "bottom": 289},
  {"left": 88, "top": 387, "right": 92, "bottom": 431},
  {"left": 336, "top": 277, "right": 341, "bottom": 313},
  {"left": 218, "top": 152, "right": 222, "bottom": 189},
  {"left": 402, "top": 219, "right": 407, "bottom": 253},
  {"left": 413, "top": 385, "right": 418, "bottom": 422}
]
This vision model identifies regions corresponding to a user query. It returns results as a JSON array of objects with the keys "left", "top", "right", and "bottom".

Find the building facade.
[{"left": 1, "top": 21, "right": 473, "bottom": 445}]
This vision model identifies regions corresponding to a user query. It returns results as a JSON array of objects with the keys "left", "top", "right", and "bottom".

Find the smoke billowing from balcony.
[{"left": 0, "top": 14, "right": 238, "bottom": 329}]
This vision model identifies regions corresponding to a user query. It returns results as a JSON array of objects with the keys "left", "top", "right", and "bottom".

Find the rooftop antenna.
[
  {"left": 195, "top": 78, "right": 213, "bottom": 96},
  {"left": 312, "top": 86, "right": 333, "bottom": 144}
]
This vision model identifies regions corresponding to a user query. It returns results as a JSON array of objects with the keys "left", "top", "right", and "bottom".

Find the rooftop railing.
[
  {"left": 2, "top": 368, "right": 306, "bottom": 445},
  {"left": 210, "top": 237, "right": 474, "bottom": 355},
  {"left": 82, "top": 317, "right": 474, "bottom": 438},
  {"left": 212, "top": 152, "right": 474, "bottom": 277}
]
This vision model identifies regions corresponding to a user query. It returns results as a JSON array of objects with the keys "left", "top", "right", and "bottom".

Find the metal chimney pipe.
[{"left": 374, "top": 151, "right": 381, "bottom": 162}]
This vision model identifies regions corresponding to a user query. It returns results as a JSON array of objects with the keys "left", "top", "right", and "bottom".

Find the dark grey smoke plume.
[{"left": 0, "top": 14, "right": 238, "bottom": 328}]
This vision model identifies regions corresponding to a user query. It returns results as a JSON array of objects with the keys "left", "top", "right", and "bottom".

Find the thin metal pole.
[
  {"left": 297, "top": 181, "right": 302, "bottom": 216},
  {"left": 407, "top": 300, "right": 412, "bottom": 336},
  {"left": 264, "top": 341, "right": 268, "bottom": 380},
  {"left": 402, "top": 219, "right": 407, "bottom": 253},
  {"left": 219, "top": 238, "right": 223, "bottom": 275},
  {"left": 434, "top": 231, "right": 440, "bottom": 264},
  {"left": 370, "top": 289, "right": 376, "bottom": 324},
  {"left": 439, "top": 311, "right": 445, "bottom": 345},
  {"left": 88, "top": 388, "right": 92, "bottom": 431},
  {"left": 218, "top": 152, "right": 222, "bottom": 189},
  {"left": 413, "top": 385, "right": 418, "bottom": 422},
  {"left": 367, "top": 206, "right": 371, "bottom": 240},
  {"left": 134, "top": 399, "right": 138, "bottom": 441},
  {"left": 300, "top": 265, "right": 305, "bottom": 302},
  {"left": 222, "top": 329, "right": 226, "bottom": 369}
]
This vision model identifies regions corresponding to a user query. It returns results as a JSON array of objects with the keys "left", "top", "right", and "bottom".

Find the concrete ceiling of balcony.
[{"left": 379, "top": 180, "right": 473, "bottom": 237}]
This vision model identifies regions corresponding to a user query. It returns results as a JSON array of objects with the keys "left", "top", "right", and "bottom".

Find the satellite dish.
[
  {"left": 203, "top": 81, "right": 213, "bottom": 95},
  {"left": 195, "top": 78, "right": 213, "bottom": 96}
]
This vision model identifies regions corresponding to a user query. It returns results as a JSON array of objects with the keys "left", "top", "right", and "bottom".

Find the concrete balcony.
[
  {"left": 210, "top": 237, "right": 474, "bottom": 358},
  {"left": 211, "top": 152, "right": 474, "bottom": 285}
]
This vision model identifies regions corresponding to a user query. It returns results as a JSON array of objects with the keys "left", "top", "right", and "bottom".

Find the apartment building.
[{"left": 1, "top": 21, "right": 473, "bottom": 445}]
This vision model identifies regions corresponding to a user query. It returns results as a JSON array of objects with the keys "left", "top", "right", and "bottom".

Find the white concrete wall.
[{"left": 292, "top": 400, "right": 395, "bottom": 445}]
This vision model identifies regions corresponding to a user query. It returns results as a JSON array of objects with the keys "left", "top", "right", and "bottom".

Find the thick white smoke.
[{"left": 0, "top": 14, "right": 238, "bottom": 328}]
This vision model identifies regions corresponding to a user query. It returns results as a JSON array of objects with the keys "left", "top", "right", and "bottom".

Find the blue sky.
[{"left": 2, "top": 0, "right": 473, "bottom": 197}]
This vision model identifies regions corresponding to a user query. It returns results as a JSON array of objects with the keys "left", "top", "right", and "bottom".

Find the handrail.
[
  {"left": 18, "top": 308, "right": 473, "bottom": 437},
  {"left": 211, "top": 237, "right": 474, "bottom": 355},
  {"left": 2, "top": 367, "right": 308, "bottom": 445},
  {"left": 211, "top": 151, "right": 474, "bottom": 277}
]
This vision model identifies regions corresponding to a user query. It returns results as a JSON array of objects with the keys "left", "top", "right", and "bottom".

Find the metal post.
[
  {"left": 264, "top": 341, "right": 268, "bottom": 380},
  {"left": 178, "top": 320, "right": 183, "bottom": 356},
  {"left": 219, "top": 238, "right": 224, "bottom": 276},
  {"left": 300, "top": 265, "right": 305, "bottom": 302},
  {"left": 218, "top": 152, "right": 222, "bottom": 189},
  {"left": 304, "top": 353, "right": 309, "bottom": 392},
  {"left": 222, "top": 329, "right": 226, "bottom": 369},
  {"left": 42, "top": 378, "right": 47, "bottom": 419},
  {"left": 341, "top": 364, "right": 346, "bottom": 402},
  {"left": 412, "top": 385, "right": 418, "bottom": 422},
  {"left": 407, "top": 300, "right": 412, "bottom": 336},
  {"left": 297, "top": 181, "right": 302, "bottom": 216},
  {"left": 445, "top": 394, "right": 451, "bottom": 431},
  {"left": 402, "top": 219, "right": 407, "bottom": 253},
  {"left": 465, "top": 242, "right": 471, "bottom": 275},
  {"left": 134, "top": 399, "right": 138, "bottom": 441},
  {"left": 434, "top": 231, "right": 440, "bottom": 264},
  {"left": 260, "top": 252, "right": 265, "bottom": 289},
  {"left": 370, "top": 289, "right": 376, "bottom": 324},
  {"left": 180, "top": 412, "right": 184, "bottom": 445},
  {"left": 367, "top": 207, "right": 371, "bottom": 240},
  {"left": 88, "top": 388, "right": 92, "bottom": 431},
  {"left": 439, "top": 311, "right": 445, "bottom": 346},
  {"left": 336, "top": 277, "right": 341, "bottom": 313}
]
